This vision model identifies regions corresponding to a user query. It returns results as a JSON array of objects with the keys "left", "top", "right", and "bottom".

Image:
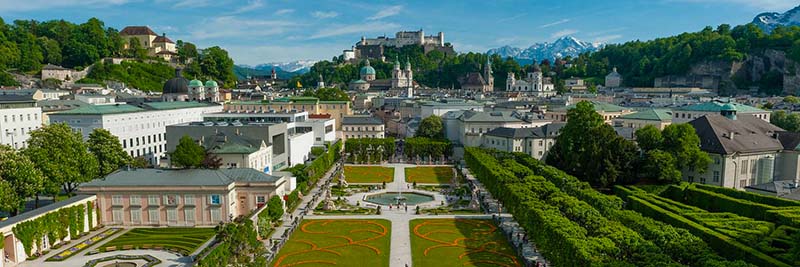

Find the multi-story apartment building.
[
  {"left": 79, "top": 168, "right": 287, "bottom": 227},
  {"left": 546, "top": 101, "right": 633, "bottom": 124},
  {"left": 49, "top": 102, "right": 222, "bottom": 166},
  {"left": 341, "top": 116, "right": 385, "bottom": 140},
  {"left": 482, "top": 123, "right": 565, "bottom": 160},
  {"left": 224, "top": 97, "right": 351, "bottom": 129},
  {"left": 0, "top": 96, "right": 43, "bottom": 149},
  {"left": 672, "top": 100, "right": 770, "bottom": 123},
  {"left": 613, "top": 108, "right": 673, "bottom": 130}
]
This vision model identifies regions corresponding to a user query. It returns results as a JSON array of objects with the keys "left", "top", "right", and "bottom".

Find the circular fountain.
[{"left": 365, "top": 192, "right": 434, "bottom": 205}]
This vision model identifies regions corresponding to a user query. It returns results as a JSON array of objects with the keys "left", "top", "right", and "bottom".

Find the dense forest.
[
  {"left": 563, "top": 24, "right": 800, "bottom": 94},
  {"left": 0, "top": 17, "right": 237, "bottom": 90},
  {"left": 290, "top": 23, "right": 800, "bottom": 95}
]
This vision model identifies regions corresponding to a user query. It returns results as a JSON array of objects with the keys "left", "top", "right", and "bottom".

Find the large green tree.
[
  {"left": 267, "top": 195, "right": 284, "bottom": 221},
  {"left": 416, "top": 115, "right": 444, "bottom": 139},
  {"left": 172, "top": 135, "right": 205, "bottom": 168},
  {"left": 24, "top": 123, "right": 99, "bottom": 197},
  {"left": 635, "top": 125, "right": 663, "bottom": 152},
  {"left": 642, "top": 149, "right": 682, "bottom": 183},
  {"left": 0, "top": 145, "right": 44, "bottom": 214},
  {"left": 772, "top": 110, "right": 800, "bottom": 132},
  {"left": 662, "top": 123, "right": 711, "bottom": 173},
  {"left": 88, "top": 128, "right": 131, "bottom": 176},
  {"left": 546, "top": 101, "right": 639, "bottom": 187}
]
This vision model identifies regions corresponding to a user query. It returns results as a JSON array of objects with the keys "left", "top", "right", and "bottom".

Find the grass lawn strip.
[
  {"left": 410, "top": 219, "right": 520, "bottom": 267},
  {"left": 101, "top": 227, "right": 215, "bottom": 255},
  {"left": 46, "top": 228, "right": 123, "bottom": 261},
  {"left": 344, "top": 166, "right": 394, "bottom": 183},
  {"left": 271, "top": 219, "right": 391, "bottom": 267},
  {"left": 405, "top": 167, "right": 455, "bottom": 184}
]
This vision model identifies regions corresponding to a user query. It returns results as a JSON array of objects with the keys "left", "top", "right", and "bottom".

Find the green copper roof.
[
  {"left": 205, "top": 80, "right": 219, "bottom": 87},
  {"left": 55, "top": 104, "right": 145, "bottom": 115},
  {"left": 677, "top": 101, "right": 762, "bottom": 113},
  {"left": 189, "top": 79, "right": 203, "bottom": 87},
  {"left": 618, "top": 109, "right": 672, "bottom": 121},
  {"left": 360, "top": 65, "right": 376, "bottom": 75},
  {"left": 143, "top": 101, "right": 215, "bottom": 110},
  {"left": 352, "top": 79, "right": 367, "bottom": 84},
  {"left": 210, "top": 142, "right": 260, "bottom": 154}
]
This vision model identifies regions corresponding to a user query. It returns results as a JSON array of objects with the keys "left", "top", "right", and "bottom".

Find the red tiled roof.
[
  {"left": 153, "top": 35, "right": 174, "bottom": 44},
  {"left": 120, "top": 26, "right": 157, "bottom": 36},
  {"left": 309, "top": 114, "right": 332, "bottom": 119}
]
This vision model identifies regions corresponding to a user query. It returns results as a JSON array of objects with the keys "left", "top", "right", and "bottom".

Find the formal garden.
[
  {"left": 344, "top": 166, "right": 394, "bottom": 183},
  {"left": 410, "top": 219, "right": 520, "bottom": 267},
  {"left": 404, "top": 166, "right": 455, "bottom": 184},
  {"left": 270, "top": 219, "right": 391, "bottom": 267},
  {"left": 98, "top": 227, "right": 216, "bottom": 255}
]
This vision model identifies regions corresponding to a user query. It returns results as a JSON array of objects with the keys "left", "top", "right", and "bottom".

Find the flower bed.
[
  {"left": 46, "top": 228, "right": 122, "bottom": 261},
  {"left": 83, "top": 254, "right": 161, "bottom": 267}
]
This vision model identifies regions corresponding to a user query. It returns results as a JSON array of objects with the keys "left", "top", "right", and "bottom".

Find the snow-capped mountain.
[
  {"left": 240, "top": 60, "right": 318, "bottom": 74},
  {"left": 486, "top": 36, "right": 602, "bottom": 62},
  {"left": 752, "top": 4, "right": 800, "bottom": 33}
]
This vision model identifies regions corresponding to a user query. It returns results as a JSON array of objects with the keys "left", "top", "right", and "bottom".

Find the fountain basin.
[{"left": 364, "top": 192, "right": 435, "bottom": 205}]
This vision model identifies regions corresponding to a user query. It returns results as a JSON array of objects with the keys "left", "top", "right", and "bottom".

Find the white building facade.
[{"left": 0, "top": 107, "right": 42, "bottom": 149}]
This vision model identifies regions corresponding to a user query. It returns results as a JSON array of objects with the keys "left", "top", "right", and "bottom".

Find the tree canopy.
[
  {"left": 302, "top": 87, "right": 350, "bottom": 101},
  {"left": 171, "top": 135, "right": 205, "bottom": 168},
  {"left": 24, "top": 123, "right": 99, "bottom": 196},
  {"left": 415, "top": 115, "right": 444, "bottom": 139},
  {"left": 772, "top": 110, "right": 800, "bottom": 132},
  {"left": 88, "top": 128, "right": 132, "bottom": 176},
  {"left": 0, "top": 145, "right": 44, "bottom": 214}
]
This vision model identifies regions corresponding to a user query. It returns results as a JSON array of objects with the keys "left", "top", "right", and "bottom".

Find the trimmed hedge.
[
  {"left": 466, "top": 148, "right": 679, "bottom": 266},
  {"left": 627, "top": 195, "right": 790, "bottom": 267},
  {"left": 694, "top": 183, "right": 800, "bottom": 207}
]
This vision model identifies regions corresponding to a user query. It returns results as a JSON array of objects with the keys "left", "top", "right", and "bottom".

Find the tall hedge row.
[
  {"left": 510, "top": 152, "right": 751, "bottom": 266},
  {"left": 465, "top": 148, "right": 678, "bottom": 266},
  {"left": 694, "top": 183, "right": 800, "bottom": 207},
  {"left": 12, "top": 203, "right": 89, "bottom": 256}
]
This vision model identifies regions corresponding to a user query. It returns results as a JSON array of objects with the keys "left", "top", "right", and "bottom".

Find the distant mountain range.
[
  {"left": 752, "top": 4, "right": 800, "bottom": 33},
  {"left": 486, "top": 36, "right": 603, "bottom": 64},
  {"left": 234, "top": 60, "right": 317, "bottom": 80}
]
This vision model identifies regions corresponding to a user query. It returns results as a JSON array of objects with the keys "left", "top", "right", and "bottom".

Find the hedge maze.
[
  {"left": 465, "top": 148, "right": 756, "bottom": 266},
  {"left": 615, "top": 183, "right": 800, "bottom": 267}
]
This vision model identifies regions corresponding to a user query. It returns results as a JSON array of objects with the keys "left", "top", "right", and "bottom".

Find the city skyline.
[{"left": 0, "top": 0, "right": 796, "bottom": 65}]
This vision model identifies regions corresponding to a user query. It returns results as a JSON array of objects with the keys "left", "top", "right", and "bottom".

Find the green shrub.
[{"left": 694, "top": 184, "right": 800, "bottom": 207}]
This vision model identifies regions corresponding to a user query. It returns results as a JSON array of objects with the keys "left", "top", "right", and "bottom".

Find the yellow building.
[{"left": 224, "top": 97, "right": 351, "bottom": 129}]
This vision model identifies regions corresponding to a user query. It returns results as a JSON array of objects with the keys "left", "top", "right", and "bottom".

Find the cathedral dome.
[
  {"left": 205, "top": 80, "right": 219, "bottom": 88},
  {"left": 527, "top": 64, "right": 541, "bottom": 73},
  {"left": 721, "top": 102, "right": 737, "bottom": 112},
  {"left": 189, "top": 79, "right": 203, "bottom": 87},
  {"left": 360, "top": 65, "right": 376, "bottom": 76},
  {"left": 163, "top": 69, "right": 189, "bottom": 94}
]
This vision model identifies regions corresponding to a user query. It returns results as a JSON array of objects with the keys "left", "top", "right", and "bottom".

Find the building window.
[
  {"left": 712, "top": 171, "right": 720, "bottom": 183},
  {"left": 111, "top": 195, "right": 123, "bottom": 205},
  {"left": 165, "top": 195, "right": 178, "bottom": 206},
  {"left": 148, "top": 195, "right": 159, "bottom": 205},
  {"left": 148, "top": 209, "right": 159, "bottom": 223},
  {"left": 210, "top": 208, "right": 221, "bottom": 221},
  {"left": 130, "top": 209, "right": 141, "bottom": 223},
  {"left": 112, "top": 208, "right": 123, "bottom": 223},
  {"left": 185, "top": 208, "right": 195, "bottom": 222},
  {"left": 741, "top": 160, "right": 748, "bottom": 174},
  {"left": 167, "top": 209, "right": 177, "bottom": 222},
  {"left": 185, "top": 195, "right": 195, "bottom": 205},
  {"left": 256, "top": 196, "right": 266, "bottom": 204},
  {"left": 714, "top": 157, "right": 721, "bottom": 165},
  {"left": 700, "top": 177, "right": 706, "bottom": 184},
  {"left": 130, "top": 195, "right": 141, "bottom": 206},
  {"left": 210, "top": 194, "right": 221, "bottom": 205}
]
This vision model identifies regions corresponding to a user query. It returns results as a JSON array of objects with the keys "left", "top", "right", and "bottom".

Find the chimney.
[
  {"left": 175, "top": 68, "right": 182, "bottom": 78},
  {"left": 729, "top": 131, "right": 735, "bottom": 140},
  {"left": 235, "top": 128, "right": 240, "bottom": 136}
]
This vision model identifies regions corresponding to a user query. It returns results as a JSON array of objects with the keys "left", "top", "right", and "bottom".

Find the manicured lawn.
[
  {"left": 101, "top": 227, "right": 216, "bottom": 255},
  {"left": 271, "top": 219, "right": 391, "bottom": 267},
  {"left": 344, "top": 166, "right": 394, "bottom": 183},
  {"left": 405, "top": 167, "right": 455, "bottom": 184},
  {"left": 410, "top": 219, "right": 521, "bottom": 267}
]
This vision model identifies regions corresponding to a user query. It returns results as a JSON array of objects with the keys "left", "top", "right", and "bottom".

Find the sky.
[{"left": 0, "top": 0, "right": 796, "bottom": 65}]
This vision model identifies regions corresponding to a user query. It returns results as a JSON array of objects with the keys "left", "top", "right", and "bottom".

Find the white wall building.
[
  {"left": 0, "top": 105, "right": 42, "bottom": 149},
  {"left": 49, "top": 102, "right": 222, "bottom": 166},
  {"left": 506, "top": 64, "right": 555, "bottom": 96}
]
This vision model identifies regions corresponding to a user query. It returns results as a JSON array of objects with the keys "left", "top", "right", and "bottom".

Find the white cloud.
[
  {"left": 539, "top": 19, "right": 570, "bottom": 28},
  {"left": 592, "top": 34, "right": 623, "bottom": 43},
  {"left": 230, "top": 0, "right": 264, "bottom": 14},
  {"left": 308, "top": 22, "right": 400, "bottom": 39},
  {"left": 274, "top": 9, "right": 295, "bottom": 15},
  {"left": 0, "top": 0, "right": 129, "bottom": 11},
  {"left": 187, "top": 16, "right": 299, "bottom": 40},
  {"left": 551, "top": 29, "right": 579, "bottom": 39},
  {"left": 172, "top": 0, "right": 211, "bottom": 8},
  {"left": 367, "top": 5, "right": 403, "bottom": 20},
  {"left": 669, "top": 0, "right": 797, "bottom": 10},
  {"left": 312, "top": 11, "right": 339, "bottom": 19}
]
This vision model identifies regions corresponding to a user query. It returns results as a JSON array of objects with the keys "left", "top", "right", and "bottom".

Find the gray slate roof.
[
  {"left": 485, "top": 123, "right": 565, "bottom": 139},
  {"left": 81, "top": 168, "right": 283, "bottom": 187},
  {"left": 459, "top": 110, "right": 524, "bottom": 123},
  {"left": 342, "top": 115, "right": 383, "bottom": 125},
  {"left": 689, "top": 114, "right": 784, "bottom": 155}
]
